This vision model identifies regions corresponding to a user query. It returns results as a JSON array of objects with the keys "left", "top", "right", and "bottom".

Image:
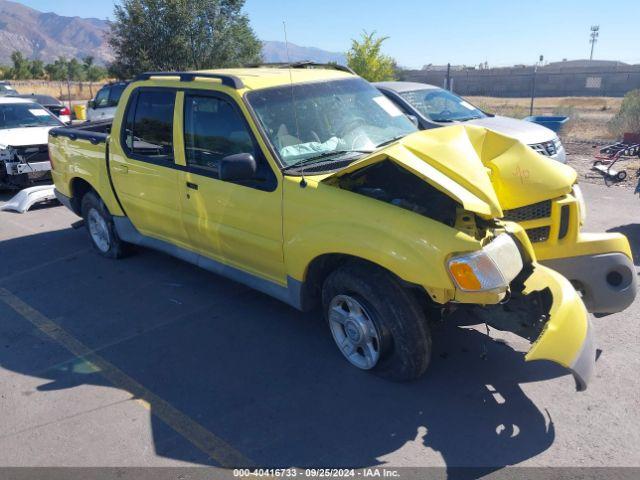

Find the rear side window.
[{"left": 125, "top": 90, "right": 176, "bottom": 160}]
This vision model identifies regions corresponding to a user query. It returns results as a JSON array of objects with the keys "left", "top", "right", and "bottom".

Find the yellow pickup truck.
[{"left": 49, "top": 65, "right": 636, "bottom": 390}]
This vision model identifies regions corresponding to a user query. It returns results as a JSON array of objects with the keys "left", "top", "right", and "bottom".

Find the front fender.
[{"left": 524, "top": 264, "right": 595, "bottom": 391}]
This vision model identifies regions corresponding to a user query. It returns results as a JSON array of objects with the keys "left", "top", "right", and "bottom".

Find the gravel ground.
[{"left": 564, "top": 139, "right": 640, "bottom": 192}]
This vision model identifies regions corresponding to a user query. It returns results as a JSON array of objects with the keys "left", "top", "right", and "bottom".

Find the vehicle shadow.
[
  {"left": 608, "top": 224, "right": 640, "bottom": 266},
  {"left": 0, "top": 227, "right": 564, "bottom": 475}
]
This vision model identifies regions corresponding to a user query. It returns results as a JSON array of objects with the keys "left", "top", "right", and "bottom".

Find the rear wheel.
[
  {"left": 322, "top": 262, "right": 432, "bottom": 381},
  {"left": 80, "top": 191, "right": 128, "bottom": 259}
]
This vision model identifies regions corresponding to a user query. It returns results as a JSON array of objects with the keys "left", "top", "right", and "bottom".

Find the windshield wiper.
[
  {"left": 375, "top": 135, "right": 408, "bottom": 149},
  {"left": 283, "top": 149, "right": 372, "bottom": 171}
]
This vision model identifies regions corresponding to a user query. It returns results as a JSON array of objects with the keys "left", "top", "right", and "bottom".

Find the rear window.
[{"left": 124, "top": 90, "right": 176, "bottom": 160}]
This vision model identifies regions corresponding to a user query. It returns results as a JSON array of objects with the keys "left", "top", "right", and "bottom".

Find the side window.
[
  {"left": 108, "top": 84, "right": 126, "bottom": 107},
  {"left": 125, "top": 90, "right": 176, "bottom": 160},
  {"left": 184, "top": 95, "right": 256, "bottom": 176},
  {"left": 94, "top": 88, "right": 110, "bottom": 108}
]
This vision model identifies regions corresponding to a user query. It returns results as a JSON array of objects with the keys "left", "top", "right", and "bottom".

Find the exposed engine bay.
[
  {"left": 334, "top": 159, "right": 461, "bottom": 226},
  {"left": 0, "top": 144, "right": 51, "bottom": 189}
]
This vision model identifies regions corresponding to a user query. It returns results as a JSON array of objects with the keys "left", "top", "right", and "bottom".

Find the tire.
[
  {"left": 322, "top": 261, "right": 432, "bottom": 381},
  {"left": 80, "top": 191, "right": 128, "bottom": 259}
]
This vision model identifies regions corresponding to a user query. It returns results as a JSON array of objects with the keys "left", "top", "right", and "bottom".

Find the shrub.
[{"left": 609, "top": 89, "right": 640, "bottom": 136}]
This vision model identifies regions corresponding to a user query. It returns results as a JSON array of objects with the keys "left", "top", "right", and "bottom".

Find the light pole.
[
  {"left": 589, "top": 25, "right": 599, "bottom": 60},
  {"left": 529, "top": 55, "right": 543, "bottom": 116}
]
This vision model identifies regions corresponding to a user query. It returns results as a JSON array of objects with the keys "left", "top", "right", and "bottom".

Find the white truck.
[{"left": 0, "top": 97, "right": 63, "bottom": 189}]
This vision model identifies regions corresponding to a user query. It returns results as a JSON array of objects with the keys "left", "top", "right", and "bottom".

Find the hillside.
[
  {"left": 0, "top": 0, "right": 346, "bottom": 67},
  {"left": 0, "top": 0, "right": 113, "bottom": 64}
]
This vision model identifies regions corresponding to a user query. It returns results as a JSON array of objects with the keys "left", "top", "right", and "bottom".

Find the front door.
[
  {"left": 177, "top": 92, "right": 285, "bottom": 284},
  {"left": 109, "top": 88, "right": 188, "bottom": 246}
]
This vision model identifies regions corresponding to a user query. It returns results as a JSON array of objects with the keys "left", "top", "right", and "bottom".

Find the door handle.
[
  {"left": 112, "top": 164, "right": 128, "bottom": 174},
  {"left": 186, "top": 182, "right": 199, "bottom": 190}
]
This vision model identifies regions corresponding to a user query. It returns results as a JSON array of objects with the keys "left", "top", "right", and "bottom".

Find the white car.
[
  {"left": 0, "top": 97, "right": 63, "bottom": 189},
  {"left": 86, "top": 82, "right": 128, "bottom": 123},
  {"left": 375, "top": 81, "right": 567, "bottom": 163}
]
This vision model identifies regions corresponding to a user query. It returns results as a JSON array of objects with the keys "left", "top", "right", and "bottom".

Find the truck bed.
[{"left": 49, "top": 121, "right": 112, "bottom": 144}]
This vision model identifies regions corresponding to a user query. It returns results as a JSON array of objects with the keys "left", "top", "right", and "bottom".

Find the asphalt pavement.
[{"left": 0, "top": 182, "right": 638, "bottom": 476}]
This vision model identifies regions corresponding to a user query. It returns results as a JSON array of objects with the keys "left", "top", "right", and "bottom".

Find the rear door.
[
  {"left": 177, "top": 91, "right": 285, "bottom": 284},
  {"left": 109, "top": 87, "right": 188, "bottom": 246}
]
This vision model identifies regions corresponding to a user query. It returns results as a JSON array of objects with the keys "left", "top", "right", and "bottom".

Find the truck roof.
[{"left": 135, "top": 67, "right": 354, "bottom": 91}]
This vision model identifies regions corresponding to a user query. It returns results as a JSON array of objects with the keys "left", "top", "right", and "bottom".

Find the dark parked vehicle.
[
  {"left": 0, "top": 81, "right": 18, "bottom": 97},
  {"left": 17, "top": 94, "right": 72, "bottom": 123}
]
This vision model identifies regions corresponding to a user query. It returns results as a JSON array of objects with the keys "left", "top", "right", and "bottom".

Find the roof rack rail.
[
  {"left": 247, "top": 61, "right": 356, "bottom": 75},
  {"left": 134, "top": 71, "right": 244, "bottom": 89}
]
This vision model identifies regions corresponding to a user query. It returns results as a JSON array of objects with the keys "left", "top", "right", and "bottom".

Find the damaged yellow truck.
[{"left": 48, "top": 66, "right": 636, "bottom": 390}]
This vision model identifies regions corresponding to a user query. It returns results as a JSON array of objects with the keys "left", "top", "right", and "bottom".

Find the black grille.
[
  {"left": 503, "top": 200, "right": 552, "bottom": 222},
  {"left": 530, "top": 141, "right": 557, "bottom": 157},
  {"left": 526, "top": 226, "right": 550, "bottom": 243},
  {"left": 13, "top": 145, "right": 49, "bottom": 163}
]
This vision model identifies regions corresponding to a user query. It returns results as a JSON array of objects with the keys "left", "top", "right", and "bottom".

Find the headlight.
[
  {"left": 572, "top": 184, "right": 586, "bottom": 224},
  {"left": 552, "top": 136, "right": 563, "bottom": 152},
  {"left": 447, "top": 234, "right": 523, "bottom": 292}
]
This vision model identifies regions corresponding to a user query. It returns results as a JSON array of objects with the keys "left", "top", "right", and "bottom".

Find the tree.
[
  {"left": 83, "top": 56, "right": 107, "bottom": 96},
  {"left": 346, "top": 31, "right": 396, "bottom": 82},
  {"left": 67, "top": 58, "right": 86, "bottom": 81},
  {"left": 108, "top": 0, "right": 262, "bottom": 79},
  {"left": 45, "top": 57, "right": 69, "bottom": 81},
  {"left": 8, "top": 51, "right": 32, "bottom": 80}
]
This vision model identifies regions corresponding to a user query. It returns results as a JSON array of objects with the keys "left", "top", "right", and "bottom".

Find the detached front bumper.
[
  {"left": 524, "top": 264, "right": 595, "bottom": 391},
  {"left": 539, "top": 232, "right": 637, "bottom": 314},
  {"left": 543, "top": 252, "right": 636, "bottom": 314}
]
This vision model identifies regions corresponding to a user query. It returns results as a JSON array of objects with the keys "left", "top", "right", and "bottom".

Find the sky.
[{"left": 16, "top": 0, "right": 640, "bottom": 68}]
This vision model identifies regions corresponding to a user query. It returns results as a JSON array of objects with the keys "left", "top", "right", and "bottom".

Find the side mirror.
[
  {"left": 219, "top": 153, "right": 256, "bottom": 181},
  {"left": 87, "top": 100, "right": 95, "bottom": 109},
  {"left": 406, "top": 114, "right": 419, "bottom": 127}
]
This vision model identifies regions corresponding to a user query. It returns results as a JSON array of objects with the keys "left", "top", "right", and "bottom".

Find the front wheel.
[{"left": 322, "top": 262, "right": 432, "bottom": 381}]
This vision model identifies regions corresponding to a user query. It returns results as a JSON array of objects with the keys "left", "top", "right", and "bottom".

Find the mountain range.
[{"left": 0, "top": 0, "right": 346, "bottom": 66}]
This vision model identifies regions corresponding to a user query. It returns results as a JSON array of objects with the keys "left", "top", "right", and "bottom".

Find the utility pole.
[
  {"left": 589, "top": 25, "right": 599, "bottom": 60},
  {"left": 445, "top": 63, "right": 451, "bottom": 91},
  {"left": 529, "top": 55, "right": 543, "bottom": 116}
]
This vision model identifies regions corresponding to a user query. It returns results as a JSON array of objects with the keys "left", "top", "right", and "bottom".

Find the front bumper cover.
[
  {"left": 524, "top": 264, "right": 595, "bottom": 391},
  {"left": 542, "top": 252, "right": 637, "bottom": 314}
]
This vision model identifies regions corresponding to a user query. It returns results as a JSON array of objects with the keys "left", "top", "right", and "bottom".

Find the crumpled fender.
[
  {"left": 328, "top": 125, "right": 577, "bottom": 217},
  {"left": 524, "top": 263, "right": 595, "bottom": 391}
]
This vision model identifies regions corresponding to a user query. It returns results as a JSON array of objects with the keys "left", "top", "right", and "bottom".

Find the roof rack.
[
  {"left": 247, "top": 61, "right": 356, "bottom": 75},
  {"left": 134, "top": 72, "right": 244, "bottom": 89}
]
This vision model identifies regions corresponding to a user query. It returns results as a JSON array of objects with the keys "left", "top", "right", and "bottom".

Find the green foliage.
[
  {"left": 8, "top": 51, "right": 32, "bottom": 79},
  {"left": 0, "top": 52, "right": 108, "bottom": 81},
  {"left": 83, "top": 56, "right": 108, "bottom": 82},
  {"left": 609, "top": 89, "right": 640, "bottom": 136},
  {"left": 108, "top": 0, "right": 262, "bottom": 79},
  {"left": 346, "top": 31, "right": 396, "bottom": 82}
]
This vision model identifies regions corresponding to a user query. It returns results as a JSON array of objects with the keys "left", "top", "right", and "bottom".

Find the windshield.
[
  {"left": 0, "top": 103, "right": 61, "bottom": 129},
  {"left": 400, "top": 88, "right": 486, "bottom": 122},
  {"left": 246, "top": 78, "right": 417, "bottom": 168}
]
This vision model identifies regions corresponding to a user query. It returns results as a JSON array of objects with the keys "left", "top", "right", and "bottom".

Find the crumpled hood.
[
  {"left": 0, "top": 127, "right": 55, "bottom": 148},
  {"left": 330, "top": 125, "right": 577, "bottom": 218},
  {"left": 465, "top": 115, "right": 557, "bottom": 145}
]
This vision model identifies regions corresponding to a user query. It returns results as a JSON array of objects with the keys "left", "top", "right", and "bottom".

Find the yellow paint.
[
  {"left": 49, "top": 67, "right": 632, "bottom": 310},
  {"left": 522, "top": 265, "right": 588, "bottom": 367}
]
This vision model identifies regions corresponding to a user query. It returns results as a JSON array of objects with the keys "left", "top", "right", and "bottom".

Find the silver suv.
[{"left": 375, "top": 81, "right": 567, "bottom": 163}]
